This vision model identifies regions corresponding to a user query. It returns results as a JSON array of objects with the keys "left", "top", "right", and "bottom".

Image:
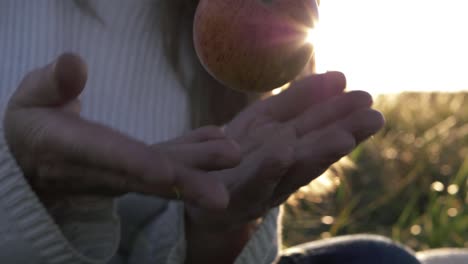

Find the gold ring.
[{"left": 172, "top": 186, "right": 182, "bottom": 200}]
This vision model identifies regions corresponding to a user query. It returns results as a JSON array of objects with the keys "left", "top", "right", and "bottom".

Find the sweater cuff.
[
  {"left": 166, "top": 206, "right": 281, "bottom": 264},
  {"left": 0, "top": 129, "right": 119, "bottom": 263}
]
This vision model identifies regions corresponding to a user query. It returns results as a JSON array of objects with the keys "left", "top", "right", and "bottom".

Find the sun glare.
[
  {"left": 271, "top": 87, "right": 283, "bottom": 95},
  {"left": 306, "top": 28, "right": 317, "bottom": 44},
  {"left": 315, "top": 0, "right": 468, "bottom": 95}
]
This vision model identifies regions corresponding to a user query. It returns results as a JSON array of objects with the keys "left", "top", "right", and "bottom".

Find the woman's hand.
[
  {"left": 3, "top": 53, "right": 240, "bottom": 210},
  {"left": 186, "top": 72, "right": 385, "bottom": 232}
]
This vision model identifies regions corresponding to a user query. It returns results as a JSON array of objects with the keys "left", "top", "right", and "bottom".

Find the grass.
[{"left": 282, "top": 92, "right": 468, "bottom": 252}]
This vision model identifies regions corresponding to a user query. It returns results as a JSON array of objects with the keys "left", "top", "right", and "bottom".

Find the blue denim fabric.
[{"left": 278, "top": 235, "right": 421, "bottom": 264}]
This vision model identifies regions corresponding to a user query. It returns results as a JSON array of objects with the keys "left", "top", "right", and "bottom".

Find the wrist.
[
  {"left": 185, "top": 203, "right": 264, "bottom": 233},
  {"left": 184, "top": 207, "right": 263, "bottom": 264},
  {"left": 186, "top": 213, "right": 261, "bottom": 240}
]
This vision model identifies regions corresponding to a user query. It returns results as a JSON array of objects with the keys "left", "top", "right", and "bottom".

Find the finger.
[
  {"left": 174, "top": 167, "right": 230, "bottom": 210},
  {"left": 37, "top": 158, "right": 233, "bottom": 210},
  {"left": 36, "top": 161, "right": 209, "bottom": 205},
  {"left": 36, "top": 162, "right": 153, "bottom": 197},
  {"left": 259, "top": 71, "right": 347, "bottom": 122},
  {"left": 10, "top": 53, "right": 87, "bottom": 108},
  {"left": 289, "top": 91, "right": 373, "bottom": 137},
  {"left": 338, "top": 108, "right": 385, "bottom": 143},
  {"left": 273, "top": 127, "right": 356, "bottom": 199},
  {"left": 287, "top": 108, "right": 384, "bottom": 181},
  {"left": 164, "top": 139, "right": 241, "bottom": 170},
  {"left": 296, "top": 127, "right": 357, "bottom": 164},
  {"left": 40, "top": 112, "right": 174, "bottom": 187},
  {"left": 161, "top": 126, "right": 226, "bottom": 146}
]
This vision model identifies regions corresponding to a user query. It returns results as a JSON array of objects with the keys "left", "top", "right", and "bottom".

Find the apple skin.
[{"left": 194, "top": 0, "right": 319, "bottom": 93}]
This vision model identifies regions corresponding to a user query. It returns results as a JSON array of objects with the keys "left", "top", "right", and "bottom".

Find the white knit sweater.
[{"left": 0, "top": 1, "right": 280, "bottom": 263}]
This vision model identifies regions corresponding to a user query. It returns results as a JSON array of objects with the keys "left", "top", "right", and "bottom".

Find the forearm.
[{"left": 185, "top": 217, "right": 260, "bottom": 264}]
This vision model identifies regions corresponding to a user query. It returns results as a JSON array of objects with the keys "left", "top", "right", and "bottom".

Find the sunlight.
[
  {"left": 315, "top": 0, "right": 468, "bottom": 95},
  {"left": 271, "top": 87, "right": 283, "bottom": 95},
  {"left": 305, "top": 28, "right": 317, "bottom": 44}
]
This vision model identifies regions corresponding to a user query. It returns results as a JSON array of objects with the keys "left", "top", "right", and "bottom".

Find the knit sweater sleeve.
[{"left": 0, "top": 105, "right": 120, "bottom": 264}]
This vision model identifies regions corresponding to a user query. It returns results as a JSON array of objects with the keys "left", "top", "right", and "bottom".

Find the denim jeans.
[{"left": 277, "top": 234, "right": 421, "bottom": 264}]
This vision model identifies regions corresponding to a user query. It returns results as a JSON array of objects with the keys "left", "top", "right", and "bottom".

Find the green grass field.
[{"left": 282, "top": 92, "right": 468, "bottom": 251}]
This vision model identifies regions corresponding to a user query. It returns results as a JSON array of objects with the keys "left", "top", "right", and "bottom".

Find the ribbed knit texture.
[
  {"left": 0, "top": 1, "right": 280, "bottom": 263},
  {"left": 0, "top": 0, "right": 191, "bottom": 143}
]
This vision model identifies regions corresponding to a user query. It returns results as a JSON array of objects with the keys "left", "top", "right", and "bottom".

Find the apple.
[{"left": 194, "top": 0, "right": 319, "bottom": 92}]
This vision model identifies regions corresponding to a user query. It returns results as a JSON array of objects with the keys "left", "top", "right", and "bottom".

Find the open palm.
[{"left": 187, "top": 72, "right": 385, "bottom": 231}]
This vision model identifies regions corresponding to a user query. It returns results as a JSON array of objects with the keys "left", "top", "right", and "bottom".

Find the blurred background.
[{"left": 281, "top": 0, "right": 468, "bottom": 251}]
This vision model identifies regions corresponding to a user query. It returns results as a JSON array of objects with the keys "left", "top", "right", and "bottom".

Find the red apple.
[{"left": 194, "top": 0, "right": 319, "bottom": 92}]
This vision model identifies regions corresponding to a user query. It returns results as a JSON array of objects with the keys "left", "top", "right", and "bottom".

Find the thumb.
[{"left": 10, "top": 53, "right": 87, "bottom": 108}]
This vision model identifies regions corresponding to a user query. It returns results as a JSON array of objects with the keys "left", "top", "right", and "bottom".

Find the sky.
[{"left": 313, "top": 0, "right": 468, "bottom": 94}]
